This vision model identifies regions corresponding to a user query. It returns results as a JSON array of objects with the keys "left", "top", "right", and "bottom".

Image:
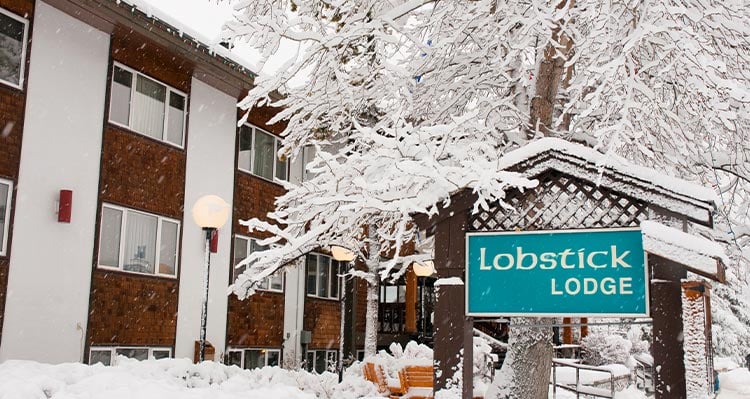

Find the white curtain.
[
  {"left": 158, "top": 220, "right": 178, "bottom": 275},
  {"left": 99, "top": 207, "right": 122, "bottom": 268},
  {"left": 123, "top": 211, "right": 157, "bottom": 273},
  {"left": 132, "top": 75, "right": 165, "bottom": 140},
  {"left": 253, "top": 130, "right": 275, "bottom": 179}
]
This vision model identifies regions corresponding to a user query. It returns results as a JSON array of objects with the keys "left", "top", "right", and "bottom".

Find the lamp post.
[
  {"left": 413, "top": 260, "right": 434, "bottom": 340},
  {"left": 191, "top": 194, "right": 230, "bottom": 362},
  {"left": 331, "top": 244, "right": 356, "bottom": 379}
]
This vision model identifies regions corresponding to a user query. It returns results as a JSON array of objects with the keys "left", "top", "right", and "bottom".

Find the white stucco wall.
[
  {"left": 0, "top": 2, "right": 109, "bottom": 363},
  {"left": 282, "top": 156, "right": 308, "bottom": 367},
  {"left": 174, "top": 78, "right": 236, "bottom": 360}
]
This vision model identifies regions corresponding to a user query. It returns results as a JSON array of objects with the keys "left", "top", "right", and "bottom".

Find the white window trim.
[
  {"left": 0, "top": 7, "right": 28, "bottom": 90},
  {"left": 226, "top": 347, "right": 281, "bottom": 369},
  {"left": 237, "top": 124, "right": 289, "bottom": 182},
  {"left": 108, "top": 62, "right": 187, "bottom": 149},
  {"left": 0, "top": 178, "right": 12, "bottom": 256},
  {"left": 98, "top": 203, "right": 180, "bottom": 278},
  {"left": 89, "top": 346, "right": 171, "bottom": 365},
  {"left": 306, "top": 252, "right": 342, "bottom": 300},
  {"left": 306, "top": 349, "right": 338, "bottom": 373},
  {"left": 234, "top": 234, "right": 284, "bottom": 292}
]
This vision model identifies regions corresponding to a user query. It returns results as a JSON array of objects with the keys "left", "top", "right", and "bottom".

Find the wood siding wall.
[
  {"left": 86, "top": 30, "right": 191, "bottom": 354},
  {"left": 0, "top": 0, "right": 34, "bottom": 346},
  {"left": 226, "top": 143, "right": 287, "bottom": 349}
]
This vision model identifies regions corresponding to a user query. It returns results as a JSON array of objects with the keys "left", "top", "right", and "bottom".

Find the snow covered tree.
[{"left": 222, "top": 0, "right": 750, "bottom": 396}]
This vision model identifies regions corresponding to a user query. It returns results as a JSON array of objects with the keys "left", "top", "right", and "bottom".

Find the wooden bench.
[
  {"left": 364, "top": 362, "right": 405, "bottom": 397},
  {"left": 392, "top": 365, "right": 434, "bottom": 399}
]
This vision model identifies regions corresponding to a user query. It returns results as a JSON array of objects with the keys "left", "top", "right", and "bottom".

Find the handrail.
[{"left": 551, "top": 359, "right": 616, "bottom": 399}]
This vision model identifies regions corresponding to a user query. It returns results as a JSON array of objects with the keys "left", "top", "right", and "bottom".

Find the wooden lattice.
[{"left": 470, "top": 170, "right": 649, "bottom": 232}]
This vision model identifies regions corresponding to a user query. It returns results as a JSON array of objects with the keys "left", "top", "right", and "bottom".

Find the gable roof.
[{"left": 497, "top": 138, "right": 718, "bottom": 227}]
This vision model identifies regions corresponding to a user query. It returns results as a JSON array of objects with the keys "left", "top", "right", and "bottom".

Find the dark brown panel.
[
  {"left": 87, "top": 270, "right": 178, "bottom": 346},
  {"left": 0, "top": 0, "right": 33, "bottom": 346},
  {"left": 0, "top": 86, "right": 25, "bottom": 180},
  {"left": 243, "top": 104, "right": 287, "bottom": 136},
  {"left": 226, "top": 292, "right": 284, "bottom": 347},
  {"left": 650, "top": 255, "right": 687, "bottom": 399},
  {"left": 232, "top": 172, "right": 285, "bottom": 237},
  {"left": 0, "top": 0, "right": 33, "bottom": 17},
  {"left": 99, "top": 127, "right": 185, "bottom": 219},
  {"left": 304, "top": 297, "right": 341, "bottom": 349},
  {"left": 111, "top": 29, "right": 192, "bottom": 93}
]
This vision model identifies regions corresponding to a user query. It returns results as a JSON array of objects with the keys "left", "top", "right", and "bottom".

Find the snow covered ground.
[{"left": 0, "top": 357, "right": 748, "bottom": 398}]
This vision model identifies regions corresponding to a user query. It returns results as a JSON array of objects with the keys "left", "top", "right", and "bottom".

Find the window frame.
[
  {"left": 0, "top": 178, "right": 12, "bottom": 256},
  {"left": 88, "top": 346, "right": 171, "bottom": 366},
  {"left": 97, "top": 203, "right": 181, "bottom": 278},
  {"left": 233, "top": 234, "right": 284, "bottom": 292},
  {"left": 0, "top": 7, "right": 29, "bottom": 90},
  {"left": 225, "top": 347, "right": 281, "bottom": 369},
  {"left": 305, "top": 253, "right": 343, "bottom": 300},
  {"left": 107, "top": 62, "right": 188, "bottom": 149},
  {"left": 237, "top": 124, "right": 289, "bottom": 182},
  {"left": 305, "top": 349, "right": 338, "bottom": 373}
]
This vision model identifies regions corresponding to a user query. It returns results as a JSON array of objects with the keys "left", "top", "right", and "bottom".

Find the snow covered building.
[{"left": 0, "top": 0, "right": 400, "bottom": 370}]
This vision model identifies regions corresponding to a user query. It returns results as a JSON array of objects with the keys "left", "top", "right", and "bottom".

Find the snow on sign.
[{"left": 466, "top": 228, "right": 648, "bottom": 317}]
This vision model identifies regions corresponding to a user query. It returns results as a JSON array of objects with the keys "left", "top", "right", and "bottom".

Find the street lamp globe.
[
  {"left": 413, "top": 260, "right": 434, "bottom": 277},
  {"left": 331, "top": 244, "right": 356, "bottom": 262},
  {"left": 192, "top": 195, "right": 230, "bottom": 229}
]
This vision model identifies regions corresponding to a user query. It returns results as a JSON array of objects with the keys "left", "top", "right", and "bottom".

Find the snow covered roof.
[
  {"left": 498, "top": 138, "right": 718, "bottom": 226},
  {"left": 116, "top": 0, "right": 261, "bottom": 77},
  {"left": 641, "top": 220, "right": 726, "bottom": 282}
]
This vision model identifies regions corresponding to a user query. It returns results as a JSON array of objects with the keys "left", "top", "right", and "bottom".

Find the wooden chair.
[
  {"left": 391, "top": 365, "right": 434, "bottom": 399},
  {"left": 364, "top": 362, "right": 405, "bottom": 396}
]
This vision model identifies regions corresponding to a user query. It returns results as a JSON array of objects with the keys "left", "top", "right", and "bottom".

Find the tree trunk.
[
  {"left": 363, "top": 227, "right": 381, "bottom": 357},
  {"left": 504, "top": 318, "right": 554, "bottom": 399},
  {"left": 528, "top": 0, "right": 575, "bottom": 138},
  {"left": 364, "top": 275, "right": 379, "bottom": 357}
]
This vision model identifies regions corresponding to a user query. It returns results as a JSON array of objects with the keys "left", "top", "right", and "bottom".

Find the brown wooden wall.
[
  {"left": 99, "top": 127, "right": 186, "bottom": 217},
  {"left": 0, "top": 0, "right": 34, "bottom": 346},
  {"left": 86, "top": 30, "right": 191, "bottom": 352},
  {"left": 226, "top": 292, "right": 285, "bottom": 347},
  {"left": 87, "top": 271, "right": 178, "bottom": 346},
  {"left": 111, "top": 30, "right": 192, "bottom": 93},
  {"left": 304, "top": 297, "right": 341, "bottom": 349},
  {"left": 227, "top": 169, "right": 286, "bottom": 348}
]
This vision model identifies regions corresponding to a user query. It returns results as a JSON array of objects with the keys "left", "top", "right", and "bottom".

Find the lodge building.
[{"left": 0, "top": 0, "right": 435, "bottom": 370}]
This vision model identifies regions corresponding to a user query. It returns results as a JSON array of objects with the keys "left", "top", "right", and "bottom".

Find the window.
[
  {"left": 98, "top": 204, "right": 180, "bottom": 277},
  {"left": 379, "top": 277, "right": 407, "bottom": 333},
  {"left": 109, "top": 63, "right": 187, "bottom": 147},
  {"left": 233, "top": 235, "right": 284, "bottom": 291},
  {"left": 89, "top": 346, "right": 171, "bottom": 366},
  {"left": 0, "top": 179, "right": 11, "bottom": 256},
  {"left": 0, "top": 8, "right": 28, "bottom": 89},
  {"left": 305, "top": 349, "right": 337, "bottom": 373},
  {"left": 299, "top": 145, "right": 315, "bottom": 182},
  {"left": 238, "top": 125, "right": 288, "bottom": 181},
  {"left": 226, "top": 348, "right": 280, "bottom": 369},
  {"left": 306, "top": 253, "right": 343, "bottom": 300}
]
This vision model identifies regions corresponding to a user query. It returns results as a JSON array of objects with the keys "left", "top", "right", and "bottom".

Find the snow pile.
[
  {"left": 581, "top": 332, "right": 633, "bottom": 366},
  {"left": 718, "top": 368, "right": 750, "bottom": 399},
  {"left": 0, "top": 357, "right": 378, "bottom": 399}
]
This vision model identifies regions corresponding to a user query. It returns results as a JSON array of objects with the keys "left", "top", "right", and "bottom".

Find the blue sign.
[{"left": 466, "top": 228, "right": 647, "bottom": 317}]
